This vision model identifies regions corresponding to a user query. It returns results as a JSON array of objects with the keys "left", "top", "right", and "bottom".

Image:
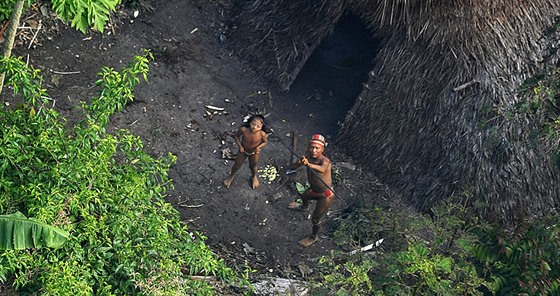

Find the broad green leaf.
[{"left": 0, "top": 211, "right": 69, "bottom": 249}]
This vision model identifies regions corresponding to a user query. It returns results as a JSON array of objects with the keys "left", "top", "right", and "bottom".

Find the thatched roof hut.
[{"left": 225, "top": 0, "right": 560, "bottom": 220}]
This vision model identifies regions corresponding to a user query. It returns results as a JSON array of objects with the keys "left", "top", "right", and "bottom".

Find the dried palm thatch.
[
  {"left": 226, "top": 0, "right": 560, "bottom": 221},
  {"left": 226, "top": 0, "right": 347, "bottom": 90}
]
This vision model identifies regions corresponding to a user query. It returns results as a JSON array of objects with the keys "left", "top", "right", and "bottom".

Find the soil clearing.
[{"left": 10, "top": 0, "right": 395, "bottom": 284}]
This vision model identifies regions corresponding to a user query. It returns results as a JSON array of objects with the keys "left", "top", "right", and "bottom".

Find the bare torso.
[
  {"left": 237, "top": 126, "right": 267, "bottom": 153},
  {"left": 305, "top": 153, "right": 332, "bottom": 192}
]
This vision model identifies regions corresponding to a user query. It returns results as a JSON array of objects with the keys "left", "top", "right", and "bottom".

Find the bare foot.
[
  {"left": 287, "top": 201, "right": 309, "bottom": 212},
  {"left": 298, "top": 235, "right": 318, "bottom": 247},
  {"left": 223, "top": 176, "right": 234, "bottom": 188},
  {"left": 251, "top": 176, "right": 259, "bottom": 190}
]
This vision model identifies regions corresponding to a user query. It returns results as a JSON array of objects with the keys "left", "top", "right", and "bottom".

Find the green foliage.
[
  {"left": 0, "top": 52, "right": 249, "bottom": 294},
  {"left": 0, "top": 1, "right": 14, "bottom": 21},
  {"left": 316, "top": 196, "right": 487, "bottom": 296},
  {"left": 331, "top": 206, "right": 418, "bottom": 252},
  {"left": 331, "top": 164, "right": 343, "bottom": 185},
  {"left": 516, "top": 68, "right": 560, "bottom": 137},
  {"left": 514, "top": 17, "right": 560, "bottom": 158},
  {"left": 475, "top": 18, "right": 560, "bottom": 170},
  {"left": 0, "top": 0, "right": 32, "bottom": 22},
  {"left": 316, "top": 185, "right": 560, "bottom": 296},
  {"left": 376, "top": 242, "right": 484, "bottom": 296},
  {"left": 0, "top": 54, "right": 46, "bottom": 105},
  {"left": 0, "top": 211, "right": 69, "bottom": 250},
  {"left": 51, "top": 0, "right": 121, "bottom": 33},
  {"left": 319, "top": 254, "right": 377, "bottom": 295},
  {"left": 86, "top": 51, "right": 151, "bottom": 126},
  {"left": 0, "top": 0, "right": 120, "bottom": 33},
  {"left": 472, "top": 215, "right": 560, "bottom": 295}
]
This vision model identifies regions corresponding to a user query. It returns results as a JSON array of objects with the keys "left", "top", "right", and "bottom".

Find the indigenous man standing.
[{"left": 288, "top": 134, "right": 334, "bottom": 247}]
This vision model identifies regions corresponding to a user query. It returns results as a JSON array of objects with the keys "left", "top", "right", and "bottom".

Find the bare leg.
[
  {"left": 310, "top": 194, "right": 334, "bottom": 228},
  {"left": 224, "top": 152, "right": 246, "bottom": 188},
  {"left": 299, "top": 193, "right": 334, "bottom": 247},
  {"left": 249, "top": 153, "right": 260, "bottom": 189},
  {"left": 288, "top": 188, "right": 312, "bottom": 211}
]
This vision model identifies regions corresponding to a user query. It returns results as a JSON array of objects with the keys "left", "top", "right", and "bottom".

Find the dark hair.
[{"left": 242, "top": 114, "right": 268, "bottom": 133}]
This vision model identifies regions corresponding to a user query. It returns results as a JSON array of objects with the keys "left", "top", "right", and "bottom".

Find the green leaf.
[
  {"left": 295, "top": 181, "right": 307, "bottom": 195},
  {"left": 0, "top": 211, "right": 69, "bottom": 249},
  {"left": 436, "top": 257, "right": 452, "bottom": 273}
]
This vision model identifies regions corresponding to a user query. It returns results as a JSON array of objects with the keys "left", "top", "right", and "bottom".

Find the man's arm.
[
  {"left": 288, "top": 155, "right": 305, "bottom": 170},
  {"left": 303, "top": 157, "right": 330, "bottom": 174}
]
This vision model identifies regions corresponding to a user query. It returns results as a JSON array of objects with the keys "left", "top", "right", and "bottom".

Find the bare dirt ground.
[{"left": 10, "top": 0, "right": 394, "bottom": 286}]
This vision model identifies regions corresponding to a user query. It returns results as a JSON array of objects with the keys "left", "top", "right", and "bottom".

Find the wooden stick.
[
  {"left": 0, "top": 21, "right": 10, "bottom": 39},
  {"left": 27, "top": 21, "right": 41, "bottom": 49},
  {"left": 179, "top": 204, "right": 204, "bottom": 208},
  {"left": 289, "top": 130, "right": 297, "bottom": 165},
  {"left": 51, "top": 70, "right": 80, "bottom": 75},
  {"left": 453, "top": 80, "right": 477, "bottom": 92}
]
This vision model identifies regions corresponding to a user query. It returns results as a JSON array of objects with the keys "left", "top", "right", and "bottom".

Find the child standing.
[{"left": 224, "top": 115, "right": 268, "bottom": 189}]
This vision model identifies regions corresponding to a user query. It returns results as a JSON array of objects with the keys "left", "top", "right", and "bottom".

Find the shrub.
[
  {"left": 315, "top": 194, "right": 488, "bottom": 296},
  {"left": 315, "top": 187, "right": 560, "bottom": 296},
  {"left": 0, "top": 51, "right": 249, "bottom": 294},
  {"left": 472, "top": 214, "right": 560, "bottom": 295}
]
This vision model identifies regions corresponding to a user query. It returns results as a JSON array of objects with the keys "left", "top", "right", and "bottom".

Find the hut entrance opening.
[{"left": 282, "top": 14, "right": 381, "bottom": 137}]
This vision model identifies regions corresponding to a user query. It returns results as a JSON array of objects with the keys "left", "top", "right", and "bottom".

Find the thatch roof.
[
  {"left": 225, "top": 0, "right": 560, "bottom": 220},
  {"left": 226, "top": 0, "right": 347, "bottom": 90}
]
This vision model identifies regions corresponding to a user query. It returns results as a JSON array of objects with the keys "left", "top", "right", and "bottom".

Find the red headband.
[{"left": 310, "top": 134, "right": 326, "bottom": 146}]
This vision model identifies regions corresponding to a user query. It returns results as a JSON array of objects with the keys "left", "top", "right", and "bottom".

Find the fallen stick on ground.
[
  {"left": 179, "top": 204, "right": 204, "bottom": 208},
  {"left": 51, "top": 70, "right": 80, "bottom": 75}
]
